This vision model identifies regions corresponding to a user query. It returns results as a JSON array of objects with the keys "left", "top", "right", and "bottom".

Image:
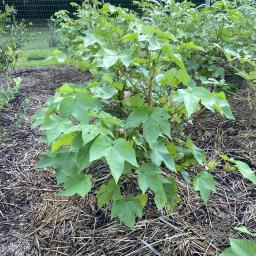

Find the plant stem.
[{"left": 148, "top": 50, "right": 161, "bottom": 109}]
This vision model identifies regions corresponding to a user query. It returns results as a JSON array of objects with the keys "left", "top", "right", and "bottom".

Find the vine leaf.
[
  {"left": 193, "top": 171, "right": 216, "bottom": 204},
  {"left": 111, "top": 194, "right": 147, "bottom": 228}
]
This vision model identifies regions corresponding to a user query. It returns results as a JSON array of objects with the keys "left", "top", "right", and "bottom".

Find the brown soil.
[{"left": 0, "top": 67, "right": 255, "bottom": 256}]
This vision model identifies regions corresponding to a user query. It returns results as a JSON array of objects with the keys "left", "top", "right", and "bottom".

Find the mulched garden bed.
[{"left": 0, "top": 67, "right": 255, "bottom": 256}]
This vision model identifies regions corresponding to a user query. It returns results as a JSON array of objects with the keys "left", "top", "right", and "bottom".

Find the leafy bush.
[
  {"left": 138, "top": 0, "right": 256, "bottom": 90},
  {"left": 0, "top": 5, "right": 25, "bottom": 72},
  {"left": 0, "top": 77, "right": 22, "bottom": 108},
  {"left": 34, "top": 0, "right": 256, "bottom": 228}
]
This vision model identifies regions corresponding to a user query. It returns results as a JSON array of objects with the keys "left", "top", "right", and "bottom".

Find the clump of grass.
[{"left": 27, "top": 53, "right": 46, "bottom": 61}]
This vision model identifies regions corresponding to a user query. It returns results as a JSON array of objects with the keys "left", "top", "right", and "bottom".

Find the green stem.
[{"left": 148, "top": 50, "right": 161, "bottom": 109}]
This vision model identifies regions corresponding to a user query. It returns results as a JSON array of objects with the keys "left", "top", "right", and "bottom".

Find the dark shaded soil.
[{"left": 0, "top": 67, "right": 255, "bottom": 256}]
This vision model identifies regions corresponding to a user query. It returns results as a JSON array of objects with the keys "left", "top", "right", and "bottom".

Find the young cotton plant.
[{"left": 33, "top": 1, "right": 235, "bottom": 228}]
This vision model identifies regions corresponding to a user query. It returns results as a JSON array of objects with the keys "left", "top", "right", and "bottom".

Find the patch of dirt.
[{"left": 0, "top": 67, "right": 255, "bottom": 256}]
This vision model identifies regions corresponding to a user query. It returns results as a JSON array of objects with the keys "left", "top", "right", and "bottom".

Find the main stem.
[{"left": 148, "top": 50, "right": 161, "bottom": 109}]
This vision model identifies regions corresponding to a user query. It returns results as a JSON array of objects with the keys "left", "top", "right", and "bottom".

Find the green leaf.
[
  {"left": 90, "top": 136, "right": 138, "bottom": 182},
  {"left": 153, "top": 176, "right": 179, "bottom": 210},
  {"left": 173, "top": 87, "right": 233, "bottom": 119},
  {"left": 151, "top": 107, "right": 171, "bottom": 136},
  {"left": 147, "top": 36, "right": 163, "bottom": 51},
  {"left": 235, "top": 161, "right": 256, "bottom": 185},
  {"left": 162, "top": 179, "right": 180, "bottom": 211},
  {"left": 97, "top": 178, "right": 121, "bottom": 208},
  {"left": 37, "top": 151, "right": 77, "bottom": 172},
  {"left": 122, "top": 32, "right": 138, "bottom": 43},
  {"left": 234, "top": 226, "right": 256, "bottom": 237},
  {"left": 101, "top": 49, "right": 119, "bottom": 69},
  {"left": 111, "top": 194, "right": 147, "bottom": 228},
  {"left": 143, "top": 116, "right": 160, "bottom": 145},
  {"left": 137, "top": 164, "right": 162, "bottom": 193},
  {"left": 184, "top": 93, "right": 200, "bottom": 117},
  {"left": 76, "top": 143, "right": 92, "bottom": 172},
  {"left": 126, "top": 107, "right": 148, "bottom": 129},
  {"left": 56, "top": 170, "right": 69, "bottom": 185},
  {"left": 193, "top": 171, "right": 216, "bottom": 204},
  {"left": 51, "top": 133, "right": 76, "bottom": 152},
  {"left": 59, "top": 174, "right": 92, "bottom": 197},
  {"left": 89, "top": 135, "right": 112, "bottom": 161},
  {"left": 176, "top": 68, "right": 191, "bottom": 86},
  {"left": 59, "top": 97, "right": 75, "bottom": 117},
  {"left": 119, "top": 49, "right": 134, "bottom": 67},
  {"left": 82, "top": 124, "right": 101, "bottom": 145},
  {"left": 220, "top": 239, "right": 256, "bottom": 256},
  {"left": 90, "top": 86, "right": 117, "bottom": 100},
  {"left": 187, "top": 139, "right": 206, "bottom": 165},
  {"left": 150, "top": 142, "right": 176, "bottom": 172}
]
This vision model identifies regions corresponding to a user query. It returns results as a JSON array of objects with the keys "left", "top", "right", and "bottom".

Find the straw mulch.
[{"left": 0, "top": 67, "right": 255, "bottom": 256}]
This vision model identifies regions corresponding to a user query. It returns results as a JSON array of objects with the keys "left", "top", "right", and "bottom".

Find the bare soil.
[{"left": 0, "top": 67, "right": 255, "bottom": 256}]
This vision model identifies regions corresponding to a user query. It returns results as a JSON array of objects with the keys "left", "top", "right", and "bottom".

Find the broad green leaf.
[
  {"left": 37, "top": 151, "right": 77, "bottom": 172},
  {"left": 184, "top": 93, "right": 200, "bottom": 117},
  {"left": 187, "top": 139, "right": 206, "bottom": 165},
  {"left": 51, "top": 49, "right": 67, "bottom": 63},
  {"left": 235, "top": 161, "right": 256, "bottom": 185},
  {"left": 143, "top": 116, "right": 160, "bottom": 145},
  {"left": 82, "top": 124, "right": 101, "bottom": 145},
  {"left": 90, "top": 136, "right": 138, "bottom": 182},
  {"left": 137, "top": 164, "right": 162, "bottom": 193},
  {"left": 119, "top": 49, "right": 134, "bottom": 67},
  {"left": 153, "top": 177, "right": 179, "bottom": 210},
  {"left": 97, "top": 178, "right": 121, "bottom": 208},
  {"left": 163, "top": 179, "right": 180, "bottom": 211},
  {"left": 59, "top": 174, "right": 92, "bottom": 197},
  {"left": 193, "top": 171, "right": 216, "bottom": 204},
  {"left": 89, "top": 135, "right": 112, "bottom": 161},
  {"left": 111, "top": 194, "right": 147, "bottom": 228},
  {"left": 148, "top": 36, "right": 163, "bottom": 51},
  {"left": 151, "top": 107, "right": 171, "bottom": 136},
  {"left": 173, "top": 87, "right": 233, "bottom": 119},
  {"left": 101, "top": 49, "right": 119, "bottom": 69},
  {"left": 176, "top": 68, "right": 191, "bottom": 85},
  {"left": 56, "top": 170, "right": 69, "bottom": 185},
  {"left": 150, "top": 142, "right": 176, "bottom": 172},
  {"left": 126, "top": 107, "right": 148, "bottom": 129},
  {"left": 90, "top": 86, "right": 117, "bottom": 100},
  {"left": 58, "top": 83, "right": 88, "bottom": 94},
  {"left": 52, "top": 133, "right": 76, "bottom": 152},
  {"left": 122, "top": 32, "right": 138, "bottom": 43},
  {"left": 220, "top": 239, "right": 256, "bottom": 256},
  {"left": 59, "top": 97, "right": 75, "bottom": 117},
  {"left": 76, "top": 143, "right": 92, "bottom": 172}
]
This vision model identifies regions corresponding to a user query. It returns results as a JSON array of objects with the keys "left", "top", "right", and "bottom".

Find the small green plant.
[
  {"left": 0, "top": 5, "right": 25, "bottom": 72},
  {"left": 219, "top": 45, "right": 256, "bottom": 127},
  {"left": 33, "top": 1, "right": 256, "bottom": 228},
  {"left": 0, "top": 77, "right": 22, "bottom": 108}
]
